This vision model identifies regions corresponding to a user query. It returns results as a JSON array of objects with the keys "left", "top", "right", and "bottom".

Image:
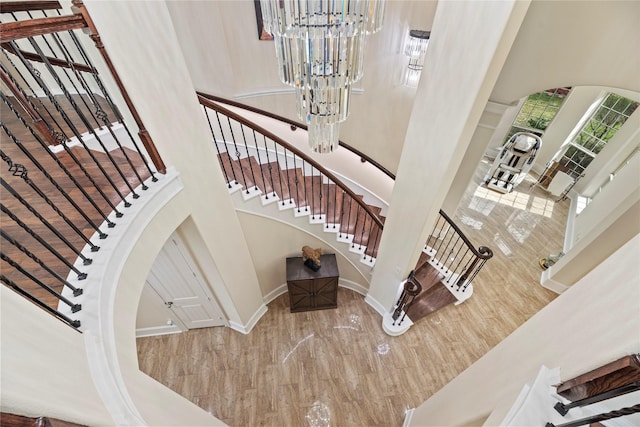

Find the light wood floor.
[{"left": 137, "top": 159, "right": 569, "bottom": 426}]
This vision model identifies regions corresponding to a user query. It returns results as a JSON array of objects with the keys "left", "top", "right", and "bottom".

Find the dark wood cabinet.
[{"left": 286, "top": 254, "right": 339, "bottom": 312}]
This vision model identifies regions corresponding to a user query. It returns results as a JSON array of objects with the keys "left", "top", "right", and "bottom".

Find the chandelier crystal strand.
[{"left": 261, "top": 0, "right": 385, "bottom": 153}]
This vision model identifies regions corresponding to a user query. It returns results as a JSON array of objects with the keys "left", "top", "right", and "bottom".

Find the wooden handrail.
[
  {"left": 198, "top": 94, "right": 385, "bottom": 229},
  {"left": 1, "top": 42, "right": 93, "bottom": 73},
  {"left": 0, "top": 14, "right": 86, "bottom": 42},
  {"left": 0, "top": 1, "right": 62, "bottom": 14},
  {"left": 556, "top": 354, "right": 640, "bottom": 401},
  {"left": 197, "top": 94, "right": 490, "bottom": 258},
  {"left": 71, "top": 0, "right": 165, "bottom": 174},
  {"left": 438, "top": 209, "right": 493, "bottom": 260},
  {"left": 196, "top": 92, "right": 397, "bottom": 180}
]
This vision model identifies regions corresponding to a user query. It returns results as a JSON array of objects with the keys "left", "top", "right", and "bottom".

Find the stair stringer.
[{"left": 229, "top": 187, "right": 374, "bottom": 283}]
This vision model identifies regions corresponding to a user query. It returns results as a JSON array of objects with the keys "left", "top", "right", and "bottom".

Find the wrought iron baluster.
[
  {"left": 226, "top": 115, "right": 247, "bottom": 188},
  {"left": 333, "top": 181, "right": 337, "bottom": 228},
  {"left": 28, "top": 17, "right": 101, "bottom": 128},
  {"left": 25, "top": 37, "right": 139, "bottom": 199},
  {"left": 338, "top": 190, "right": 347, "bottom": 237},
  {"left": 0, "top": 150, "right": 101, "bottom": 250},
  {"left": 1, "top": 203, "right": 89, "bottom": 275},
  {"left": 1, "top": 253, "right": 81, "bottom": 312},
  {"left": 301, "top": 159, "right": 309, "bottom": 213},
  {"left": 1, "top": 230, "right": 83, "bottom": 295},
  {"left": 318, "top": 173, "right": 324, "bottom": 218},
  {"left": 546, "top": 404, "right": 640, "bottom": 427},
  {"left": 351, "top": 206, "right": 362, "bottom": 249},
  {"left": 310, "top": 165, "right": 316, "bottom": 217},
  {"left": 0, "top": 275, "right": 81, "bottom": 328},
  {"left": 8, "top": 40, "right": 125, "bottom": 200},
  {"left": 0, "top": 124, "right": 108, "bottom": 233},
  {"left": 357, "top": 205, "right": 367, "bottom": 251},
  {"left": 446, "top": 237, "right": 465, "bottom": 284},
  {"left": 1, "top": 179, "right": 91, "bottom": 264},
  {"left": 251, "top": 129, "right": 267, "bottom": 197},
  {"left": 439, "top": 226, "right": 457, "bottom": 271},
  {"left": 367, "top": 222, "right": 380, "bottom": 263},
  {"left": 2, "top": 51, "right": 128, "bottom": 214},
  {"left": 67, "top": 2, "right": 164, "bottom": 176},
  {"left": 553, "top": 382, "right": 640, "bottom": 416},
  {"left": 0, "top": 49, "right": 67, "bottom": 138},
  {"left": 432, "top": 217, "right": 449, "bottom": 267},
  {"left": 294, "top": 154, "right": 302, "bottom": 213},
  {"left": 262, "top": 135, "right": 277, "bottom": 199},
  {"left": 283, "top": 147, "right": 292, "bottom": 206},
  {"left": 204, "top": 106, "right": 230, "bottom": 186},
  {"left": 454, "top": 254, "right": 475, "bottom": 290},
  {"left": 239, "top": 124, "right": 257, "bottom": 194},
  {"left": 344, "top": 193, "right": 353, "bottom": 239},
  {"left": 0, "top": 92, "right": 117, "bottom": 228},
  {"left": 323, "top": 178, "right": 329, "bottom": 222},
  {"left": 212, "top": 110, "right": 237, "bottom": 185},
  {"left": 463, "top": 248, "right": 491, "bottom": 291}
]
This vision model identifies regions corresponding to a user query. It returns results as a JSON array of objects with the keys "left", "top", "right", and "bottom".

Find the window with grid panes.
[
  {"left": 558, "top": 93, "right": 638, "bottom": 178},
  {"left": 504, "top": 87, "right": 571, "bottom": 142}
]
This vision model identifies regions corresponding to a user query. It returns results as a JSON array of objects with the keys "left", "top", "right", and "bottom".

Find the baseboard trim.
[
  {"left": 135, "top": 325, "right": 183, "bottom": 338},
  {"left": 364, "top": 293, "right": 387, "bottom": 316},
  {"left": 263, "top": 284, "right": 288, "bottom": 305},
  {"left": 540, "top": 268, "right": 569, "bottom": 294},
  {"left": 229, "top": 303, "right": 268, "bottom": 334},
  {"left": 339, "top": 278, "right": 368, "bottom": 296}
]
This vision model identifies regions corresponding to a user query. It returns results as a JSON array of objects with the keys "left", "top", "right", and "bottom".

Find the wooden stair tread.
[{"left": 215, "top": 147, "right": 385, "bottom": 260}]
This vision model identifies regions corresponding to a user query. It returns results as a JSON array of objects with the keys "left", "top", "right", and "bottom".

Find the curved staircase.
[
  {"left": 218, "top": 151, "right": 385, "bottom": 256},
  {"left": 200, "top": 95, "right": 386, "bottom": 277},
  {"left": 201, "top": 94, "right": 494, "bottom": 329}
]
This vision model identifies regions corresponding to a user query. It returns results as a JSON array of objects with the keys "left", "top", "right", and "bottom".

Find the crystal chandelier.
[{"left": 260, "top": 0, "right": 385, "bottom": 153}]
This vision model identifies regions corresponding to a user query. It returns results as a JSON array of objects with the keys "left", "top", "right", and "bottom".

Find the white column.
[
  {"left": 442, "top": 100, "right": 512, "bottom": 214},
  {"left": 366, "top": 0, "right": 532, "bottom": 313}
]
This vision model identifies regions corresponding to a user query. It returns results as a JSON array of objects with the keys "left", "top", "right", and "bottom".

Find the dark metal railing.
[
  {"left": 391, "top": 272, "right": 422, "bottom": 326},
  {"left": 424, "top": 210, "right": 493, "bottom": 293},
  {"left": 199, "top": 95, "right": 385, "bottom": 262},
  {"left": 197, "top": 92, "right": 397, "bottom": 180},
  {"left": 546, "top": 355, "right": 640, "bottom": 427},
  {"left": 200, "top": 94, "right": 493, "bottom": 304},
  {"left": 546, "top": 404, "right": 640, "bottom": 427},
  {"left": 0, "top": 1, "right": 164, "bottom": 329}
]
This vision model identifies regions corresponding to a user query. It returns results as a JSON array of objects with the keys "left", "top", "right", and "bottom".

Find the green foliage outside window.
[
  {"left": 513, "top": 90, "right": 568, "bottom": 131},
  {"left": 575, "top": 94, "right": 638, "bottom": 155},
  {"left": 559, "top": 93, "right": 638, "bottom": 178},
  {"left": 504, "top": 88, "right": 570, "bottom": 145}
]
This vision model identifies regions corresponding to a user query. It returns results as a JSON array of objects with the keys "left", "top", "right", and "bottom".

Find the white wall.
[
  {"left": 136, "top": 281, "right": 185, "bottom": 336},
  {"left": 83, "top": 0, "right": 264, "bottom": 328},
  {"left": 166, "top": 0, "right": 438, "bottom": 174},
  {"left": 574, "top": 152, "right": 640, "bottom": 246},
  {"left": 74, "top": 0, "right": 266, "bottom": 424},
  {"left": 237, "top": 212, "right": 370, "bottom": 299},
  {"left": 576, "top": 103, "right": 640, "bottom": 197},
  {"left": 491, "top": 1, "right": 640, "bottom": 103},
  {"left": 0, "top": 287, "right": 114, "bottom": 426},
  {"left": 367, "top": 0, "right": 532, "bottom": 311},
  {"left": 409, "top": 234, "right": 640, "bottom": 426}
]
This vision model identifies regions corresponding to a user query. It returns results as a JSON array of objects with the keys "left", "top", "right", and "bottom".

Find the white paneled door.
[{"left": 146, "top": 233, "right": 226, "bottom": 330}]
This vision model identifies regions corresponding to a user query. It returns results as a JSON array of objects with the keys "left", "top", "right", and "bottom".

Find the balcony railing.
[
  {"left": 0, "top": 1, "right": 163, "bottom": 328},
  {"left": 200, "top": 94, "right": 493, "bottom": 324},
  {"left": 198, "top": 94, "right": 385, "bottom": 262}
]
